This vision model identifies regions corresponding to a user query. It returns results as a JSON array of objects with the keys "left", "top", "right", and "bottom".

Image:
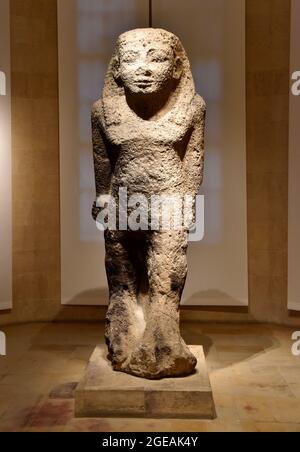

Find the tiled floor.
[{"left": 0, "top": 322, "right": 299, "bottom": 432}]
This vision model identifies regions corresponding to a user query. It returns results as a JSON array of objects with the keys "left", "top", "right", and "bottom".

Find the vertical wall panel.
[
  {"left": 246, "top": 0, "right": 291, "bottom": 323},
  {"left": 288, "top": 0, "right": 300, "bottom": 311},
  {"left": 8, "top": 0, "right": 61, "bottom": 323}
]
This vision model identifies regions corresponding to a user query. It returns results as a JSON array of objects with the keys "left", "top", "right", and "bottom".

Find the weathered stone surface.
[
  {"left": 75, "top": 346, "right": 216, "bottom": 419},
  {"left": 92, "top": 29, "right": 206, "bottom": 379}
]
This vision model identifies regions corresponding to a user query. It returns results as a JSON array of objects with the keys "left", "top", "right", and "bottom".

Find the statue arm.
[
  {"left": 183, "top": 97, "right": 206, "bottom": 196},
  {"left": 91, "top": 100, "right": 112, "bottom": 221}
]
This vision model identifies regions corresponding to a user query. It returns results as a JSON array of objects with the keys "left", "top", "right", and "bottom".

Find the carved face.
[{"left": 116, "top": 39, "right": 182, "bottom": 95}]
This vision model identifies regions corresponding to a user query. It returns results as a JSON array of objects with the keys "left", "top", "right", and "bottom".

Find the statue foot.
[
  {"left": 124, "top": 340, "right": 197, "bottom": 379},
  {"left": 121, "top": 318, "right": 197, "bottom": 379}
]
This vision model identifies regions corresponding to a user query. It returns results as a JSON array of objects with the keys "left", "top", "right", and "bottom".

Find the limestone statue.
[{"left": 92, "top": 29, "right": 206, "bottom": 379}]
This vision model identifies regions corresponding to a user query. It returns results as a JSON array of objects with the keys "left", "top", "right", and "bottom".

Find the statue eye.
[
  {"left": 123, "top": 57, "right": 135, "bottom": 63},
  {"left": 148, "top": 50, "right": 170, "bottom": 63},
  {"left": 122, "top": 52, "right": 138, "bottom": 64},
  {"left": 151, "top": 55, "right": 169, "bottom": 63}
]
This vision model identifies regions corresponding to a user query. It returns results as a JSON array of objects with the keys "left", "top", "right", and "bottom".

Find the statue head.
[
  {"left": 103, "top": 29, "right": 195, "bottom": 102},
  {"left": 112, "top": 29, "right": 183, "bottom": 95}
]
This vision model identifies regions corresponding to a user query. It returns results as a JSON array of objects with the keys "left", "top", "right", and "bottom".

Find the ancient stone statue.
[{"left": 92, "top": 29, "right": 206, "bottom": 379}]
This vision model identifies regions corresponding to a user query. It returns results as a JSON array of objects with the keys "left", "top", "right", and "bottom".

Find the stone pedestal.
[{"left": 75, "top": 346, "right": 216, "bottom": 419}]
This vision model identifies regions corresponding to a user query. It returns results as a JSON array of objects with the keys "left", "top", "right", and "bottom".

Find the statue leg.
[
  {"left": 105, "top": 230, "right": 144, "bottom": 371},
  {"left": 125, "top": 230, "right": 197, "bottom": 379}
]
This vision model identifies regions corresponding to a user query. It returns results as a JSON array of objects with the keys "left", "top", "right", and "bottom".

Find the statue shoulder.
[
  {"left": 92, "top": 98, "right": 107, "bottom": 132},
  {"left": 193, "top": 94, "right": 207, "bottom": 120},
  {"left": 92, "top": 98, "right": 104, "bottom": 121}
]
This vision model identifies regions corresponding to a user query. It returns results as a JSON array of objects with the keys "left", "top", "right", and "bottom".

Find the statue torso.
[{"left": 99, "top": 95, "right": 202, "bottom": 197}]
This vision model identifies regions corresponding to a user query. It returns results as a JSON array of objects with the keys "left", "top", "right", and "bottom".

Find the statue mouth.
[{"left": 134, "top": 80, "right": 153, "bottom": 87}]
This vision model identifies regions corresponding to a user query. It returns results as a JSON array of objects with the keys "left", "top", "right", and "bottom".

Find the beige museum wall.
[{"left": 0, "top": 0, "right": 298, "bottom": 326}]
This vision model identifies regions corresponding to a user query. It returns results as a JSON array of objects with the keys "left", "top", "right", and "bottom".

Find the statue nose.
[{"left": 137, "top": 66, "right": 152, "bottom": 77}]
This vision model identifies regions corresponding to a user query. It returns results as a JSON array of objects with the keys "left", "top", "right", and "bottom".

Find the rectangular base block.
[{"left": 75, "top": 345, "right": 216, "bottom": 419}]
